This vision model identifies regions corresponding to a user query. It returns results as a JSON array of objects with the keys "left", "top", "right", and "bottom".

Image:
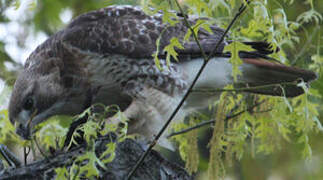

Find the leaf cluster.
[{"left": 55, "top": 105, "right": 128, "bottom": 179}]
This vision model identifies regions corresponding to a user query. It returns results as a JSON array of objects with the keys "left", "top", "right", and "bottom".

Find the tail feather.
[
  {"left": 239, "top": 58, "right": 317, "bottom": 97},
  {"left": 181, "top": 57, "right": 316, "bottom": 110},
  {"left": 181, "top": 57, "right": 316, "bottom": 99}
]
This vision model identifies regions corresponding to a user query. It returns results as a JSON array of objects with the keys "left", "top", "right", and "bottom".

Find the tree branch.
[
  {"left": 0, "top": 144, "right": 21, "bottom": 168},
  {"left": 0, "top": 135, "right": 192, "bottom": 180}
]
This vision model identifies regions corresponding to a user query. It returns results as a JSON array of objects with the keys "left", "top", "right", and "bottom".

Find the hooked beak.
[
  {"left": 14, "top": 109, "right": 38, "bottom": 140},
  {"left": 15, "top": 123, "right": 31, "bottom": 140},
  {"left": 13, "top": 101, "right": 73, "bottom": 140}
]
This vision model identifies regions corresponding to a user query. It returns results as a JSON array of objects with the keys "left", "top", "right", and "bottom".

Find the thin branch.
[
  {"left": 191, "top": 81, "right": 298, "bottom": 94},
  {"left": 177, "top": 3, "right": 208, "bottom": 60},
  {"left": 23, "top": 147, "right": 30, "bottom": 166},
  {"left": 32, "top": 136, "right": 49, "bottom": 161},
  {"left": 207, "top": 0, "right": 249, "bottom": 60},
  {"left": 169, "top": 119, "right": 215, "bottom": 137},
  {"left": 0, "top": 144, "right": 21, "bottom": 168},
  {"left": 167, "top": 100, "right": 265, "bottom": 137},
  {"left": 126, "top": 1, "right": 250, "bottom": 179}
]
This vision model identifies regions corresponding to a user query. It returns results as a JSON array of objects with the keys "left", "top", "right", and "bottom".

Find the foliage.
[
  {"left": 56, "top": 105, "right": 127, "bottom": 179},
  {"left": 0, "top": 0, "right": 322, "bottom": 179},
  {"left": 157, "top": 0, "right": 322, "bottom": 179},
  {"left": 0, "top": 101, "right": 127, "bottom": 179},
  {"left": 171, "top": 116, "right": 202, "bottom": 174}
]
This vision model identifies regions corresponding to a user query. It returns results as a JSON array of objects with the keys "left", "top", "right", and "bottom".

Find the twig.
[
  {"left": 191, "top": 81, "right": 298, "bottom": 94},
  {"left": 177, "top": 3, "right": 208, "bottom": 59},
  {"left": 167, "top": 100, "right": 264, "bottom": 137},
  {"left": 206, "top": 0, "right": 249, "bottom": 60},
  {"left": 0, "top": 144, "right": 21, "bottom": 167},
  {"left": 23, "top": 147, "right": 30, "bottom": 166},
  {"left": 32, "top": 136, "right": 49, "bottom": 160},
  {"left": 126, "top": 1, "right": 250, "bottom": 179},
  {"left": 169, "top": 119, "right": 215, "bottom": 137},
  {"left": 169, "top": 94, "right": 247, "bottom": 137}
]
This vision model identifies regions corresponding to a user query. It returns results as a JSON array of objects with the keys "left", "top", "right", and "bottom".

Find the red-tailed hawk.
[{"left": 8, "top": 5, "right": 317, "bottom": 147}]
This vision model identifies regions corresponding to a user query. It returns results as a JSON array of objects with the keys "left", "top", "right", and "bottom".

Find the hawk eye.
[{"left": 23, "top": 97, "right": 34, "bottom": 110}]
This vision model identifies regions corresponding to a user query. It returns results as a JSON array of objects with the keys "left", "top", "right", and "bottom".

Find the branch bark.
[{"left": 0, "top": 135, "right": 192, "bottom": 180}]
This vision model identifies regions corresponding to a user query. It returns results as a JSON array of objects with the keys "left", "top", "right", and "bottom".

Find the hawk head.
[
  {"left": 9, "top": 68, "right": 61, "bottom": 139},
  {"left": 8, "top": 54, "right": 88, "bottom": 139}
]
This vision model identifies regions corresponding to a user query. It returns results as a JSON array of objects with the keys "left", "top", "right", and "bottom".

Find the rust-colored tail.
[{"left": 238, "top": 58, "right": 317, "bottom": 97}]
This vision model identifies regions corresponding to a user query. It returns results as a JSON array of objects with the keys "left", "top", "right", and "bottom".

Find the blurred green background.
[{"left": 0, "top": 0, "right": 322, "bottom": 179}]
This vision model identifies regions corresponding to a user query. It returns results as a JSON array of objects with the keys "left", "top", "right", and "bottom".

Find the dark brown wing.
[
  {"left": 30, "top": 6, "right": 279, "bottom": 61},
  {"left": 59, "top": 5, "right": 227, "bottom": 58}
]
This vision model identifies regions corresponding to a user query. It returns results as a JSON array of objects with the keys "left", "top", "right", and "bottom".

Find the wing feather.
[{"left": 60, "top": 5, "right": 227, "bottom": 58}]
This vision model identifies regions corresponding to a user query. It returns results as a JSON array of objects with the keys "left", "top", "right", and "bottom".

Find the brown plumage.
[{"left": 8, "top": 5, "right": 317, "bottom": 148}]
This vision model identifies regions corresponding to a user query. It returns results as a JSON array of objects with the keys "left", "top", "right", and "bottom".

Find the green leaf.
[
  {"left": 163, "top": 37, "right": 184, "bottom": 66},
  {"left": 309, "top": 55, "right": 323, "bottom": 72},
  {"left": 81, "top": 120, "right": 100, "bottom": 144},
  {"left": 297, "top": 9, "right": 323, "bottom": 24},
  {"left": 76, "top": 150, "right": 106, "bottom": 178},
  {"left": 55, "top": 167, "right": 68, "bottom": 180},
  {"left": 28, "top": 0, "right": 37, "bottom": 10},
  {"left": 100, "top": 142, "right": 116, "bottom": 163},
  {"left": 37, "top": 120, "right": 68, "bottom": 149},
  {"left": 184, "top": 29, "right": 192, "bottom": 43},
  {"left": 153, "top": 29, "right": 165, "bottom": 70},
  {"left": 69, "top": 163, "right": 80, "bottom": 180},
  {"left": 223, "top": 41, "right": 255, "bottom": 81},
  {"left": 0, "top": 109, "right": 23, "bottom": 145},
  {"left": 254, "top": 1, "right": 270, "bottom": 20},
  {"left": 171, "top": 116, "right": 201, "bottom": 174}
]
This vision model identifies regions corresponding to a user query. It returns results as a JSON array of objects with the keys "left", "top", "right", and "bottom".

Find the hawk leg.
[{"left": 108, "top": 86, "right": 185, "bottom": 150}]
